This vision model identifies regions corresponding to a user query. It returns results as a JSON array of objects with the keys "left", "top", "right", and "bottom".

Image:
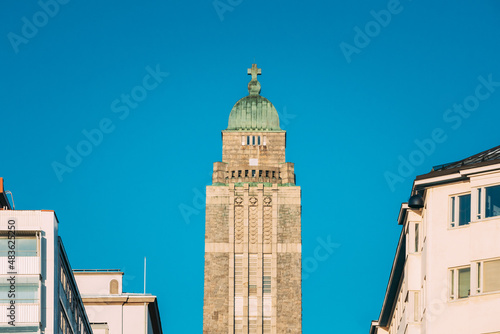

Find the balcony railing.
[
  {"left": 0, "top": 257, "right": 40, "bottom": 275},
  {"left": 0, "top": 303, "right": 39, "bottom": 323}
]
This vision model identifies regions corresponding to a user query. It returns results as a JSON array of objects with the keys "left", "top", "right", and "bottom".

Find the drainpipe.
[
  {"left": 122, "top": 297, "right": 129, "bottom": 334},
  {"left": 144, "top": 302, "right": 147, "bottom": 333}
]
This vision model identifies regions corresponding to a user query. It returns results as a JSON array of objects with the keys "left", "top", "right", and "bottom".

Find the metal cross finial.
[{"left": 247, "top": 64, "right": 262, "bottom": 81}]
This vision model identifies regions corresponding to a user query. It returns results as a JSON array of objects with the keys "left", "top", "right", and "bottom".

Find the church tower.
[{"left": 203, "top": 65, "right": 302, "bottom": 334}]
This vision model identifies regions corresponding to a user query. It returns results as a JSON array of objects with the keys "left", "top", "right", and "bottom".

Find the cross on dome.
[
  {"left": 247, "top": 64, "right": 262, "bottom": 81},
  {"left": 247, "top": 64, "right": 262, "bottom": 96}
]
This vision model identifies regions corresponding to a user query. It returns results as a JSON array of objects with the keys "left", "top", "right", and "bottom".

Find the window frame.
[
  {"left": 449, "top": 265, "right": 471, "bottom": 300},
  {"left": 475, "top": 257, "right": 500, "bottom": 294},
  {"left": 476, "top": 183, "right": 500, "bottom": 220},
  {"left": 449, "top": 192, "right": 471, "bottom": 228}
]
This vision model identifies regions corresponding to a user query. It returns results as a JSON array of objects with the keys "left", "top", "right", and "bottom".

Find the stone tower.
[{"left": 203, "top": 65, "right": 302, "bottom": 334}]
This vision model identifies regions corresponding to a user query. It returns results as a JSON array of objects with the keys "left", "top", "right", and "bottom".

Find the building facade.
[
  {"left": 370, "top": 146, "right": 500, "bottom": 334},
  {"left": 0, "top": 178, "right": 93, "bottom": 334},
  {"left": 73, "top": 270, "right": 162, "bottom": 334},
  {"left": 203, "top": 65, "right": 302, "bottom": 334}
]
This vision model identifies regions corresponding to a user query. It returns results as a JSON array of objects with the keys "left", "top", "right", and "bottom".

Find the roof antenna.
[
  {"left": 5, "top": 191, "right": 15, "bottom": 210},
  {"left": 144, "top": 256, "right": 146, "bottom": 294}
]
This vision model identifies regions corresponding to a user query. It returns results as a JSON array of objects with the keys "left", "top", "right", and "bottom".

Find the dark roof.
[{"left": 417, "top": 144, "right": 500, "bottom": 181}]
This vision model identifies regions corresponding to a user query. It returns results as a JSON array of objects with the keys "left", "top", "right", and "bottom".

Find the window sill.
[
  {"left": 448, "top": 297, "right": 470, "bottom": 303},
  {"left": 472, "top": 216, "right": 500, "bottom": 224},
  {"left": 447, "top": 224, "right": 471, "bottom": 231},
  {"left": 471, "top": 290, "right": 500, "bottom": 298}
]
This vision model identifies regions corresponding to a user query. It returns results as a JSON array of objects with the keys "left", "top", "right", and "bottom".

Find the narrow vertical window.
[
  {"left": 110, "top": 279, "right": 119, "bottom": 294},
  {"left": 413, "top": 291, "right": 419, "bottom": 321},
  {"left": 450, "top": 270, "right": 455, "bottom": 300},
  {"left": 414, "top": 223, "right": 419, "bottom": 253},
  {"left": 263, "top": 254, "right": 272, "bottom": 334},
  {"left": 486, "top": 185, "right": 500, "bottom": 218},
  {"left": 477, "top": 262, "right": 481, "bottom": 293},
  {"left": 258, "top": 136, "right": 261, "bottom": 145},
  {"left": 247, "top": 136, "right": 251, "bottom": 145},
  {"left": 478, "top": 188, "right": 482, "bottom": 219},
  {"left": 451, "top": 197, "right": 456, "bottom": 227},
  {"left": 252, "top": 136, "right": 256, "bottom": 145},
  {"left": 450, "top": 194, "right": 471, "bottom": 227},
  {"left": 234, "top": 254, "right": 244, "bottom": 333},
  {"left": 249, "top": 254, "right": 258, "bottom": 332},
  {"left": 458, "top": 267, "right": 470, "bottom": 298},
  {"left": 458, "top": 194, "right": 471, "bottom": 226}
]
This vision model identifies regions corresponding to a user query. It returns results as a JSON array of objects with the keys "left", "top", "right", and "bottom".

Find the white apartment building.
[
  {"left": 370, "top": 145, "right": 500, "bottom": 334},
  {"left": 0, "top": 178, "right": 93, "bottom": 334},
  {"left": 73, "top": 270, "right": 162, "bottom": 334}
]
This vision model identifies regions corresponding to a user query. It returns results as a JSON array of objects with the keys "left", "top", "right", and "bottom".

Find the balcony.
[
  {"left": 0, "top": 303, "right": 40, "bottom": 323},
  {"left": 0, "top": 256, "right": 40, "bottom": 275}
]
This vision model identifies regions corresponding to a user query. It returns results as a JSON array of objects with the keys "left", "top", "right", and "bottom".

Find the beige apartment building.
[
  {"left": 371, "top": 145, "right": 500, "bottom": 334},
  {"left": 203, "top": 65, "right": 302, "bottom": 333},
  {"left": 0, "top": 178, "right": 163, "bottom": 334},
  {"left": 73, "top": 270, "right": 162, "bottom": 334}
]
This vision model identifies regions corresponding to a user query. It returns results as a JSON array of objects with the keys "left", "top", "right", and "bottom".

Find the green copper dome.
[{"left": 226, "top": 64, "right": 282, "bottom": 132}]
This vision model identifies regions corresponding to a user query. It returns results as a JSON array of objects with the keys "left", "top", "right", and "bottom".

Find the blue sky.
[{"left": 2, "top": 0, "right": 500, "bottom": 332}]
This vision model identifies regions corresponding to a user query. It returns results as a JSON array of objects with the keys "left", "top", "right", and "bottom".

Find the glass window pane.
[
  {"left": 486, "top": 185, "right": 500, "bottom": 218},
  {"left": 484, "top": 259, "right": 500, "bottom": 293},
  {"left": 451, "top": 270, "right": 455, "bottom": 298},
  {"left": 0, "top": 237, "right": 36, "bottom": 256},
  {"left": 478, "top": 188, "right": 482, "bottom": 216},
  {"left": 0, "top": 283, "right": 38, "bottom": 303},
  {"left": 477, "top": 262, "right": 481, "bottom": 291},
  {"left": 17, "top": 238, "right": 37, "bottom": 256},
  {"left": 414, "top": 223, "right": 419, "bottom": 253},
  {"left": 458, "top": 194, "right": 471, "bottom": 226},
  {"left": 451, "top": 197, "right": 456, "bottom": 224},
  {"left": 458, "top": 267, "right": 470, "bottom": 298}
]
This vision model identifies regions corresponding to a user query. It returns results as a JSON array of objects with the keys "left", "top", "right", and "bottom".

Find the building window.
[
  {"left": 110, "top": 280, "right": 119, "bottom": 294},
  {"left": 263, "top": 254, "right": 272, "bottom": 334},
  {"left": 414, "top": 223, "right": 419, "bottom": 253},
  {"left": 450, "top": 266, "right": 470, "bottom": 299},
  {"left": 477, "top": 258, "right": 500, "bottom": 293},
  {"left": 450, "top": 194, "right": 471, "bottom": 227},
  {"left": 0, "top": 236, "right": 37, "bottom": 257},
  {"left": 485, "top": 185, "right": 500, "bottom": 218},
  {"left": 242, "top": 136, "right": 265, "bottom": 146},
  {"left": 476, "top": 184, "right": 500, "bottom": 219},
  {"left": 234, "top": 254, "right": 243, "bottom": 334},
  {"left": 248, "top": 254, "right": 258, "bottom": 332},
  {"left": 0, "top": 276, "right": 39, "bottom": 303}
]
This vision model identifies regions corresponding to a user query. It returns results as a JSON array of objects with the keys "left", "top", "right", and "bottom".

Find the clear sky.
[{"left": 2, "top": 0, "right": 500, "bottom": 332}]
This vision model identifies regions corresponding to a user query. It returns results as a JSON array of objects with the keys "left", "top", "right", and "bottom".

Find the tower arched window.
[{"left": 110, "top": 279, "right": 119, "bottom": 295}]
